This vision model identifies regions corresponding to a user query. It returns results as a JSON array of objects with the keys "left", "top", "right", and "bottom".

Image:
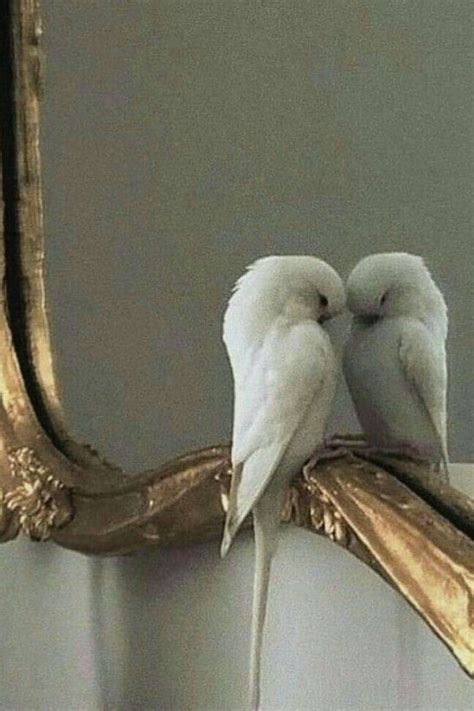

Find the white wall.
[{"left": 1, "top": 466, "right": 473, "bottom": 710}]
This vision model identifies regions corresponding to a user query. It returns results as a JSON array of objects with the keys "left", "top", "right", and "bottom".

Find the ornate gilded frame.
[{"left": 0, "top": 0, "right": 473, "bottom": 678}]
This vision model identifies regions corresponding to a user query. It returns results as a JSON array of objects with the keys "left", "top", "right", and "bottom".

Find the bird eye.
[{"left": 319, "top": 294, "right": 328, "bottom": 307}]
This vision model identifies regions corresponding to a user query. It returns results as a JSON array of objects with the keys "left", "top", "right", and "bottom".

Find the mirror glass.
[{"left": 41, "top": 1, "right": 473, "bottom": 474}]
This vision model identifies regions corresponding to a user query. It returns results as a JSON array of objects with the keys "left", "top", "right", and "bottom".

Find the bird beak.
[{"left": 318, "top": 313, "right": 331, "bottom": 324}]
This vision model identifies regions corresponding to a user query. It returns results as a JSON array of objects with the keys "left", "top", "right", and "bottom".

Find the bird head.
[
  {"left": 346, "top": 252, "right": 447, "bottom": 333},
  {"left": 224, "top": 255, "right": 345, "bottom": 350},
  {"left": 252, "top": 255, "right": 344, "bottom": 321}
]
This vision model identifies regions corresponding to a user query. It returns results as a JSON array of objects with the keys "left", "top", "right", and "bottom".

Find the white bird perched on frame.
[
  {"left": 343, "top": 252, "right": 449, "bottom": 478},
  {"left": 221, "top": 255, "right": 345, "bottom": 710}
]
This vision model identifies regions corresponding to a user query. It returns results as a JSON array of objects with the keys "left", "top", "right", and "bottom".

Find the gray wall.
[
  {"left": 41, "top": 0, "right": 473, "bottom": 469},
  {"left": 1, "top": 2, "right": 473, "bottom": 709}
]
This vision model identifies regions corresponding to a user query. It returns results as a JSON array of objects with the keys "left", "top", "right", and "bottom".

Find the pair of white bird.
[{"left": 220, "top": 252, "right": 449, "bottom": 710}]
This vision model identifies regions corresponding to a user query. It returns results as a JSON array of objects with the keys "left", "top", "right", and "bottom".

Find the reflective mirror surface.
[{"left": 42, "top": 1, "right": 473, "bottom": 472}]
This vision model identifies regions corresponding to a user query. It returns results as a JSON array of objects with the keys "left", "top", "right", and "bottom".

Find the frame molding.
[{"left": 0, "top": 0, "right": 473, "bottom": 677}]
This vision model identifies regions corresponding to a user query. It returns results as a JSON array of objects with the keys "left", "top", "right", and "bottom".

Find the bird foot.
[
  {"left": 324, "top": 433, "right": 368, "bottom": 449},
  {"left": 349, "top": 442, "right": 433, "bottom": 464},
  {"left": 304, "top": 440, "right": 354, "bottom": 472}
]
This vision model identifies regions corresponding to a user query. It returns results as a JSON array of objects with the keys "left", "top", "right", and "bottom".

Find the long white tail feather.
[{"left": 248, "top": 483, "right": 286, "bottom": 710}]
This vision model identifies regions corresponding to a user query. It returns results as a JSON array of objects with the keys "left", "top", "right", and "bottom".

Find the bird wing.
[
  {"left": 221, "top": 322, "right": 332, "bottom": 555},
  {"left": 398, "top": 320, "right": 448, "bottom": 470}
]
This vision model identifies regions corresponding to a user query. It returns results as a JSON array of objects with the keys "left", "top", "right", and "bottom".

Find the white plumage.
[
  {"left": 343, "top": 252, "right": 449, "bottom": 475},
  {"left": 221, "top": 255, "right": 345, "bottom": 709}
]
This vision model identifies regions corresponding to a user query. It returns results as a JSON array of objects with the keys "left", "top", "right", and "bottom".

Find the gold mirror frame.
[{"left": 0, "top": 0, "right": 473, "bottom": 677}]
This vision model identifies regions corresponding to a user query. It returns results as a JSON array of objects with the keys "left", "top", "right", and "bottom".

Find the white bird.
[
  {"left": 343, "top": 252, "right": 449, "bottom": 476},
  {"left": 221, "top": 255, "right": 345, "bottom": 710}
]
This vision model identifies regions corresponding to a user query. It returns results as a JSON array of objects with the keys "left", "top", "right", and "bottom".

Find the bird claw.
[
  {"left": 304, "top": 441, "right": 353, "bottom": 472},
  {"left": 351, "top": 442, "right": 432, "bottom": 463},
  {"left": 325, "top": 433, "right": 368, "bottom": 449}
]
